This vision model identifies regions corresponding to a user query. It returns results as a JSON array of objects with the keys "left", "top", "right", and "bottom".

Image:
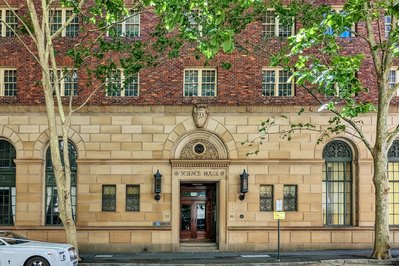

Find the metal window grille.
[
  {"left": 0, "top": 140, "right": 16, "bottom": 226},
  {"left": 388, "top": 140, "right": 399, "bottom": 225},
  {"left": 184, "top": 69, "right": 216, "bottom": 97},
  {"left": 102, "top": 185, "right": 117, "bottom": 211},
  {"left": 283, "top": 185, "right": 297, "bottom": 211},
  {"left": 45, "top": 141, "right": 77, "bottom": 225},
  {"left": 260, "top": 185, "right": 273, "bottom": 211},
  {"left": 126, "top": 185, "right": 140, "bottom": 211},
  {"left": 322, "top": 140, "right": 352, "bottom": 226}
]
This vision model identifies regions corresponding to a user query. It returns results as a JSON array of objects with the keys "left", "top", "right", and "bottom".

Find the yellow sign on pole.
[{"left": 274, "top": 212, "right": 286, "bottom": 220}]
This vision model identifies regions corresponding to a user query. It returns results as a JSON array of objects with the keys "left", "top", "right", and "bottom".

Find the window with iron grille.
[
  {"left": 50, "top": 9, "right": 79, "bottom": 37},
  {"left": 184, "top": 68, "right": 217, "bottom": 97},
  {"left": 45, "top": 141, "right": 77, "bottom": 225},
  {"left": 102, "top": 185, "right": 117, "bottom": 211},
  {"left": 0, "top": 69, "right": 17, "bottom": 96},
  {"left": 0, "top": 140, "right": 16, "bottom": 226},
  {"left": 262, "top": 10, "right": 293, "bottom": 38},
  {"left": 283, "top": 185, "right": 297, "bottom": 211},
  {"left": 126, "top": 185, "right": 140, "bottom": 211},
  {"left": 260, "top": 185, "right": 273, "bottom": 211},
  {"left": 388, "top": 140, "right": 399, "bottom": 225},
  {"left": 50, "top": 69, "right": 78, "bottom": 96},
  {"left": 106, "top": 69, "right": 139, "bottom": 97},
  {"left": 112, "top": 10, "right": 140, "bottom": 37},
  {"left": 262, "top": 68, "right": 293, "bottom": 96},
  {"left": 322, "top": 140, "right": 353, "bottom": 226},
  {"left": 0, "top": 9, "right": 17, "bottom": 37}
]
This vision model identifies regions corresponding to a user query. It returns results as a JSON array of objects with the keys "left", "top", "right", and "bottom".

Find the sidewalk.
[{"left": 79, "top": 249, "right": 399, "bottom": 265}]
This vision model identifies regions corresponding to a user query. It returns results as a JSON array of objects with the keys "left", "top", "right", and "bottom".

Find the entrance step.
[{"left": 179, "top": 242, "right": 219, "bottom": 252}]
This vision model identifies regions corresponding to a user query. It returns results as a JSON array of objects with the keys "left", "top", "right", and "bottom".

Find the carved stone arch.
[
  {"left": 162, "top": 117, "right": 237, "bottom": 159},
  {"left": 315, "top": 137, "right": 359, "bottom": 161},
  {"left": 174, "top": 130, "right": 228, "bottom": 160},
  {"left": 33, "top": 128, "right": 86, "bottom": 159},
  {"left": 0, "top": 125, "right": 23, "bottom": 158}
]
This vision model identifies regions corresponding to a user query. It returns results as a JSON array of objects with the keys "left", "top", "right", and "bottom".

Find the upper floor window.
[
  {"left": 385, "top": 15, "right": 392, "bottom": 38},
  {"left": 262, "top": 10, "right": 294, "bottom": 38},
  {"left": 50, "top": 9, "right": 79, "bottom": 37},
  {"left": 388, "top": 68, "right": 399, "bottom": 96},
  {"left": 106, "top": 69, "right": 139, "bottom": 97},
  {"left": 0, "top": 69, "right": 17, "bottom": 97},
  {"left": 322, "top": 140, "right": 353, "bottom": 226},
  {"left": 0, "top": 9, "right": 17, "bottom": 37},
  {"left": 50, "top": 69, "right": 78, "bottom": 96},
  {"left": 325, "top": 7, "right": 354, "bottom": 38},
  {"left": 112, "top": 10, "right": 140, "bottom": 37},
  {"left": 262, "top": 68, "right": 293, "bottom": 97},
  {"left": 184, "top": 68, "right": 217, "bottom": 97}
]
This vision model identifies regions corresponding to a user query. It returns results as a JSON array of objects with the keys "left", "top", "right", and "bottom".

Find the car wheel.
[{"left": 25, "top": 256, "right": 50, "bottom": 266}]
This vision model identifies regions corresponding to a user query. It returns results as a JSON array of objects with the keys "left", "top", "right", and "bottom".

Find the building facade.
[{"left": 1, "top": 1, "right": 399, "bottom": 253}]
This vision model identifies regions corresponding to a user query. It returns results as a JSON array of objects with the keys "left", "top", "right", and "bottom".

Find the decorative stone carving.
[
  {"left": 180, "top": 139, "right": 219, "bottom": 159},
  {"left": 192, "top": 104, "right": 209, "bottom": 128}
]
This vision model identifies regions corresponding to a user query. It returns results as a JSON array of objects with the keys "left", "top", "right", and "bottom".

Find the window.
[
  {"left": 102, "top": 185, "right": 116, "bottom": 211},
  {"left": 106, "top": 69, "right": 139, "bottom": 97},
  {"left": 262, "top": 68, "right": 293, "bottom": 96},
  {"left": 283, "top": 185, "right": 297, "bottom": 211},
  {"left": 0, "top": 9, "right": 17, "bottom": 37},
  {"left": 0, "top": 69, "right": 17, "bottom": 96},
  {"left": 0, "top": 140, "right": 16, "bottom": 226},
  {"left": 50, "top": 9, "right": 79, "bottom": 37},
  {"left": 50, "top": 69, "right": 78, "bottom": 96},
  {"left": 325, "top": 7, "right": 354, "bottom": 38},
  {"left": 126, "top": 185, "right": 140, "bottom": 211},
  {"left": 45, "top": 141, "right": 77, "bottom": 225},
  {"left": 260, "top": 185, "right": 273, "bottom": 211},
  {"left": 112, "top": 10, "right": 140, "bottom": 37},
  {"left": 262, "top": 10, "right": 293, "bottom": 38},
  {"left": 322, "top": 140, "right": 353, "bottom": 226},
  {"left": 385, "top": 15, "right": 392, "bottom": 38},
  {"left": 388, "top": 140, "right": 399, "bottom": 225},
  {"left": 187, "top": 9, "right": 203, "bottom": 36},
  {"left": 184, "top": 68, "right": 217, "bottom": 97}
]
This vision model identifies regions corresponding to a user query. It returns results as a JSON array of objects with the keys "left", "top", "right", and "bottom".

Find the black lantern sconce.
[
  {"left": 239, "top": 169, "right": 249, "bottom": 201},
  {"left": 154, "top": 170, "right": 162, "bottom": 201}
]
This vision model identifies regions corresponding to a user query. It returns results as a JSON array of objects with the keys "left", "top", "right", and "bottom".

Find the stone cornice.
[{"left": 3, "top": 105, "right": 399, "bottom": 114}]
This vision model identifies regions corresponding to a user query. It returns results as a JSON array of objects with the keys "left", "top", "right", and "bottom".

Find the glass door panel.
[{"left": 196, "top": 203, "right": 206, "bottom": 231}]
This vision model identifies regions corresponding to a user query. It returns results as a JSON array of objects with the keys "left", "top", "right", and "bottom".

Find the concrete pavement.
[{"left": 79, "top": 249, "right": 399, "bottom": 265}]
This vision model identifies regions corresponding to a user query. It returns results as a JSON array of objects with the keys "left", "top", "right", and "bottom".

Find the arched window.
[
  {"left": 45, "top": 140, "right": 77, "bottom": 225},
  {"left": 0, "top": 140, "right": 16, "bottom": 225},
  {"left": 322, "top": 140, "right": 353, "bottom": 226},
  {"left": 388, "top": 140, "right": 399, "bottom": 225}
]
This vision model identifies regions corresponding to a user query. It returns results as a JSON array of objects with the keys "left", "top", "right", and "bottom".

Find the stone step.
[{"left": 179, "top": 242, "right": 219, "bottom": 252}]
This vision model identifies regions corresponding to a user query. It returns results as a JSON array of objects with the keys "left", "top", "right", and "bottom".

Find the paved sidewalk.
[{"left": 79, "top": 249, "right": 399, "bottom": 265}]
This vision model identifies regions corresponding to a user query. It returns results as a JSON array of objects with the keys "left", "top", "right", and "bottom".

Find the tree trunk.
[{"left": 371, "top": 151, "right": 391, "bottom": 259}]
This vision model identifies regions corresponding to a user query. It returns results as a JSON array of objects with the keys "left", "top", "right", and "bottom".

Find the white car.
[{"left": 0, "top": 231, "right": 78, "bottom": 266}]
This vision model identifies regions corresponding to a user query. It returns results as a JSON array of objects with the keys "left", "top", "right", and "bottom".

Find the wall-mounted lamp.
[
  {"left": 154, "top": 170, "right": 162, "bottom": 201},
  {"left": 239, "top": 169, "right": 249, "bottom": 201}
]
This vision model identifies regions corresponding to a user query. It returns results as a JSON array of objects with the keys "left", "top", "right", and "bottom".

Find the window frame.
[
  {"left": 110, "top": 9, "right": 140, "bottom": 37},
  {"left": 0, "top": 68, "right": 17, "bottom": 97},
  {"left": 105, "top": 69, "right": 140, "bottom": 97},
  {"left": 183, "top": 68, "right": 217, "bottom": 97},
  {"left": 125, "top": 185, "right": 140, "bottom": 212},
  {"left": 389, "top": 67, "right": 399, "bottom": 96},
  {"left": 322, "top": 140, "right": 353, "bottom": 226},
  {"left": 262, "top": 9, "right": 294, "bottom": 38},
  {"left": 388, "top": 140, "right": 399, "bottom": 225},
  {"left": 102, "top": 185, "right": 117, "bottom": 212},
  {"left": 283, "top": 185, "right": 298, "bottom": 211},
  {"left": 49, "top": 8, "right": 79, "bottom": 37},
  {"left": 259, "top": 184, "right": 274, "bottom": 212},
  {"left": 0, "top": 140, "right": 16, "bottom": 226},
  {"left": 0, "top": 8, "right": 17, "bottom": 37},
  {"left": 50, "top": 69, "right": 78, "bottom": 96},
  {"left": 261, "top": 67, "right": 294, "bottom": 97}
]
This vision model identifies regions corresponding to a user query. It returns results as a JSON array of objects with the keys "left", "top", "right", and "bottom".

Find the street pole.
[{"left": 277, "top": 219, "right": 280, "bottom": 261}]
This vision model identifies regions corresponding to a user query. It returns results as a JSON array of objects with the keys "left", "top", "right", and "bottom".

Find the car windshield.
[{"left": 0, "top": 232, "right": 29, "bottom": 245}]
